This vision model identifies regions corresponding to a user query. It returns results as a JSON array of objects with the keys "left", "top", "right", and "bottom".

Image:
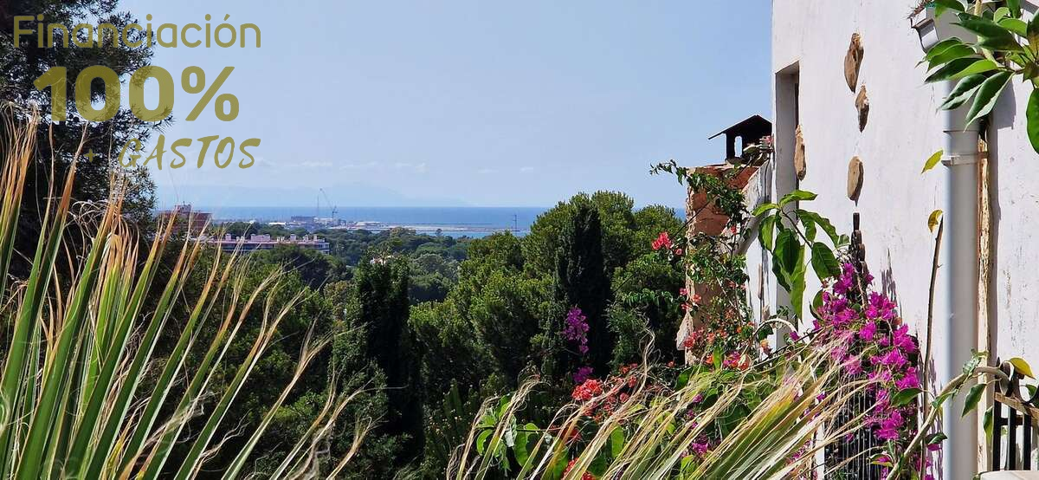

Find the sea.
[{"left": 198, "top": 206, "right": 551, "bottom": 238}]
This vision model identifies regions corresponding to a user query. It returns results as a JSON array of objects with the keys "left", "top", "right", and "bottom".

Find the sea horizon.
[{"left": 161, "top": 205, "right": 684, "bottom": 239}]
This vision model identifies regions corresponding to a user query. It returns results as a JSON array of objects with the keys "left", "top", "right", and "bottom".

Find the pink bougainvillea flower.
[
  {"left": 682, "top": 331, "right": 698, "bottom": 349},
  {"left": 844, "top": 356, "right": 863, "bottom": 376},
  {"left": 652, "top": 231, "right": 673, "bottom": 251},
  {"left": 573, "top": 366, "right": 594, "bottom": 384},
  {"left": 895, "top": 367, "right": 920, "bottom": 390},
  {"left": 875, "top": 410, "right": 904, "bottom": 440},
  {"left": 859, "top": 320, "right": 877, "bottom": 341},
  {"left": 869, "top": 369, "right": 894, "bottom": 385},
  {"left": 563, "top": 308, "right": 591, "bottom": 356},
  {"left": 892, "top": 324, "right": 917, "bottom": 353},
  {"left": 690, "top": 437, "right": 711, "bottom": 456},
  {"left": 873, "top": 348, "right": 908, "bottom": 369}
]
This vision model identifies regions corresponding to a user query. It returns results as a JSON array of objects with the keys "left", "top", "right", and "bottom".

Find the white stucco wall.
[
  {"left": 771, "top": 0, "right": 1039, "bottom": 365},
  {"left": 769, "top": 0, "right": 1039, "bottom": 474},
  {"left": 988, "top": 55, "right": 1039, "bottom": 366}
]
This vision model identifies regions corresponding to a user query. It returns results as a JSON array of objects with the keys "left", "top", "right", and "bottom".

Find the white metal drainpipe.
[{"left": 913, "top": 9, "right": 980, "bottom": 479}]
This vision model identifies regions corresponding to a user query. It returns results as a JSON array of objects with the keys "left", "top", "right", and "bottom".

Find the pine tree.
[
  {"left": 336, "top": 256, "right": 424, "bottom": 470},
  {"left": 555, "top": 203, "right": 613, "bottom": 374}
]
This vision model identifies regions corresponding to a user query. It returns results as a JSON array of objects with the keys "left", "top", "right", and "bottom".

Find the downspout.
[{"left": 912, "top": 9, "right": 980, "bottom": 478}]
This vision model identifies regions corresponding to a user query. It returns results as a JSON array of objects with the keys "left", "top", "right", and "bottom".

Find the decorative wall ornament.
[
  {"left": 847, "top": 156, "right": 863, "bottom": 201},
  {"left": 845, "top": 33, "right": 864, "bottom": 92},
  {"left": 856, "top": 85, "right": 869, "bottom": 132},
  {"left": 794, "top": 125, "right": 807, "bottom": 180}
]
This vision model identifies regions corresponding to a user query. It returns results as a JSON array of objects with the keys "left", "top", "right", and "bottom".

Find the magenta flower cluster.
[
  {"left": 573, "top": 366, "right": 594, "bottom": 384},
  {"left": 563, "top": 307, "right": 590, "bottom": 355},
  {"left": 814, "top": 263, "right": 930, "bottom": 476},
  {"left": 564, "top": 308, "right": 594, "bottom": 384}
]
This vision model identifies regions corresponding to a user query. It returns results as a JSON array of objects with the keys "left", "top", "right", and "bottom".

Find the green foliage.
[
  {"left": 610, "top": 252, "right": 685, "bottom": 366},
  {"left": 925, "top": 2, "right": 1039, "bottom": 153},
  {"left": 633, "top": 205, "right": 685, "bottom": 255},
  {"left": 323, "top": 256, "right": 429, "bottom": 477},
  {"left": 555, "top": 204, "right": 614, "bottom": 372},
  {"left": 254, "top": 244, "right": 348, "bottom": 289},
  {"left": 2, "top": 0, "right": 160, "bottom": 280},
  {"left": 410, "top": 300, "right": 489, "bottom": 400},
  {"left": 754, "top": 192, "right": 847, "bottom": 319},
  {"left": 346, "top": 256, "right": 423, "bottom": 451},
  {"left": 524, "top": 191, "right": 642, "bottom": 277},
  {"left": 606, "top": 307, "right": 655, "bottom": 367},
  {"left": 407, "top": 197, "right": 681, "bottom": 474},
  {"left": 473, "top": 271, "right": 555, "bottom": 380},
  {"left": 313, "top": 227, "right": 468, "bottom": 304},
  {"left": 320, "top": 227, "right": 468, "bottom": 267},
  {"left": 0, "top": 112, "right": 359, "bottom": 478}
]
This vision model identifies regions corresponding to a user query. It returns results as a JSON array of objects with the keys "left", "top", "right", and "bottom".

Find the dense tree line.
[
  {"left": 146, "top": 191, "right": 684, "bottom": 476},
  {"left": 3, "top": 1, "right": 687, "bottom": 476},
  {"left": 218, "top": 223, "right": 468, "bottom": 304}
]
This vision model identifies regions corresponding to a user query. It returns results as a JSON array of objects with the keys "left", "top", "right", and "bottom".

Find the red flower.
[
  {"left": 563, "top": 459, "right": 597, "bottom": 480},
  {"left": 571, "top": 379, "right": 604, "bottom": 402},
  {"left": 652, "top": 231, "right": 673, "bottom": 251}
]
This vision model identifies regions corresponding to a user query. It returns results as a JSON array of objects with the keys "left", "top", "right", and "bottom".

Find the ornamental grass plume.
[
  {"left": 450, "top": 336, "right": 876, "bottom": 480},
  {"left": 0, "top": 105, "right": 366, "bottom": 478}
]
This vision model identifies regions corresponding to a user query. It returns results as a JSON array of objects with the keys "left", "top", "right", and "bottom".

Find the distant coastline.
[
  {"left": 156, "top": 205, "right": 685, "bottom": 239},
  {"left": 188, "top": 206, "right": 550, "bottom": 238}
]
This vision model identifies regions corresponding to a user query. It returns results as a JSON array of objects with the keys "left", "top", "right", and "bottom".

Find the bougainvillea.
[
  {"left": 563, "top": 307, "right": 591, "bottom": 355},
  {"left": 573, "top": 366, "right": 594, "bottom": 384},
  {"left": 813, "top": 262, "right": 929, "bottom": 477},
  {"left": 563, "top": 307, "right": 595, "bottom": 383},
  {"left": 652, "top": 231, "right": 673, "bottom": 252}
]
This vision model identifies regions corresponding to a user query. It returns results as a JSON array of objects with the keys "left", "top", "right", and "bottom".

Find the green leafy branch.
[
  {"left": 924, "top": 0, "right": 1039, "bottom": 153},
  {"left": 753, "top": 191, "right": 849, "bottom": 320},
  {"left": 885, "top": 352, "right": 1035, "bottom": 479}
]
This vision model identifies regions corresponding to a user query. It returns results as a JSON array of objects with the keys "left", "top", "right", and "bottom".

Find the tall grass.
[
  {"left": 0, "top": 105, "right": 363, "bottom": 478},
  {"left": 449, "top": 340, "right": 876, "bottom": 480}
]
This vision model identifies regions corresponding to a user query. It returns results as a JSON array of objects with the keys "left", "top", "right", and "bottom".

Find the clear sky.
[{"left": 118, "top": 0, "right": 772, "bottom": 209}]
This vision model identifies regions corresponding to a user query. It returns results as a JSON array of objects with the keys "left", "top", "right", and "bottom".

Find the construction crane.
[{"left": 319, "top": 188, "right": 338, "bottom": 222}]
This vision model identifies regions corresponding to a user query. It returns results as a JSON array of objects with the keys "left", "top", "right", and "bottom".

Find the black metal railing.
[
  {"left": 823, "top": 214, "right": 885, "bottom": 479},
  {"left": 990, "top": 360, "right": 1038, "bottom": 471}
]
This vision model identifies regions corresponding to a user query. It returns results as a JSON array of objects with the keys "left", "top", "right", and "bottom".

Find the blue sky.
[{"left": 119, "top": 0, "right": 772, "bottom": 208}]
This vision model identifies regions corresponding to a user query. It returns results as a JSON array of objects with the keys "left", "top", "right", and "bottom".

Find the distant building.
[
  {"left": 677, "top": 117, "right": 771, "bottom": 362},
  {"left": 156, "top": 204, "right": 211, "bottom": 236},
  {"left": 707, "top": 115, "right": 772, "bottom": 163},
  {"left": 201, "top": 233, "right": 330, "bottom": 254}
]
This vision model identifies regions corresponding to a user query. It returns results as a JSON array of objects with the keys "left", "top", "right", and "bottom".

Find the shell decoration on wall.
[{"left": 844, "top": 33, "right": 864, "bottom": 92}]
